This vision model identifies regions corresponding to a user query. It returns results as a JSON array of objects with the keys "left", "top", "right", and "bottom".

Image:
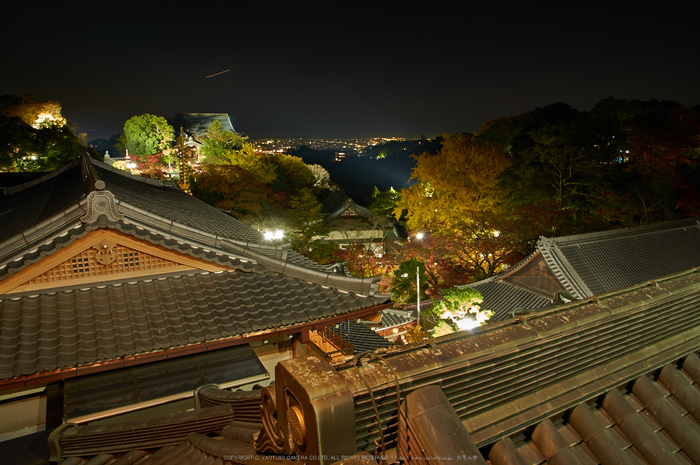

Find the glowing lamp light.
[
  {"left": 416, "top": 232, "right": 424, "bottom": 240},
  {"left": 457, "top": 318, "right": 479, "bottom": 331},
  {"left": 264, "top": 229, "right": 284, "bottom": 241}
]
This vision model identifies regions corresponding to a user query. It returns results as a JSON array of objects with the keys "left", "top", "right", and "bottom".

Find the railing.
[{"left": 308, "top": 326, "right": 355, "bottom": 363}]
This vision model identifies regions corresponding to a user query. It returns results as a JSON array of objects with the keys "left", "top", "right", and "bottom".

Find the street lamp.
[
  {"left": 416, "top": 264, "right": 421, "bottom": 325},
  {"left": 415, "top": 232, "right": 425, "bottom": 325}
]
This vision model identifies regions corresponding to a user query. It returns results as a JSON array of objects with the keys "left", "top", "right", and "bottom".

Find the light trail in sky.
[{"left": 206, "top": 69, "right": 231, "bottom": 78}]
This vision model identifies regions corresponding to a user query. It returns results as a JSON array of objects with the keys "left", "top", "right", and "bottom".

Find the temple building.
[{"left": 0, "top": 154, "right": 391, "bottom": 442}]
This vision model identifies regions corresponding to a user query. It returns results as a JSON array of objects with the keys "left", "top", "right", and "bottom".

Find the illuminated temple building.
[{"left": 0, "top": 154, "right": 390, "bottom": 444}]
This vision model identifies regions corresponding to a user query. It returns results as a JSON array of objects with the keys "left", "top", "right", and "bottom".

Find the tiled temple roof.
[
  {"left": 171, "top": 113, "right": 236, "bottom": 137},
  {"left": 43, "top": 268, "right": 700, "bottom": 465},
  {"left": 462, "top": 217, "right": 700, "bottom": 320},
  {"left": 540, "top": 216, "right": 700, "bottom": 298},
  {"left": 467, "top": 278, "right": 551, "bottom": 320},
  {"left": 330, "top": 321, "right": 394, "bottom": 354},
  {"left": 0, "top": 155, "right": 392, "bottom": 387},
  {"left": 0, "top": 269, "right": 389, "bottom": 383}
]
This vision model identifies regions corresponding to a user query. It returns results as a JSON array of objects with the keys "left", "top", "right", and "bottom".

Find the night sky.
[{"left": 3, "top": 2, "right": 699, "bottom": 141}]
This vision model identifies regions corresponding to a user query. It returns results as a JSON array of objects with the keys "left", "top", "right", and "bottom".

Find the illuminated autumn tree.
[
  {"left": 191, "top": 165, "right": 283, "bottom": 222},
  {"left": 393, "top": 233, "right": 468, "bottom": 295},
  {"left": 222, "top": 142, "right": 277, "bottom": 184},
  {"left": 395, "top": 134, "right": 511, "bottom": 231},
  {"left": 342, "top": 242, "right": 386, "bottom": 278},
  {"left": 0, "top": 94, "right": 66, "bottom": 128}
]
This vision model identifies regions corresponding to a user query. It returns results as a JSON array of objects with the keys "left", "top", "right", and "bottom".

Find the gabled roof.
[
  {"left": 0, "top": 155, "right": 391, "bottom": 388},
  {"left": 378, "top": 309, "right": 415, "bottom": 329},
  {"left": 321, "top": 189, "right": 377, "bottom": 220},
  {"left": 330, "top": 321, "right": 395, "bottom": 353},
  {"left": 463, "top": 217, "right": 700, "bottom": 319},
  {"left": 539, "top": 217, "right": 700, "bottom": 298},
  {"left": 0, "top": 156, "right": 383, "bottom": 295}
]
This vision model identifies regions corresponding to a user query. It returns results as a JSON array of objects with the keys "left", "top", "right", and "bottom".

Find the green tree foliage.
[
  {"left": 0, "top": 114, "right": 98, "bottom": 172},
  {"left": 287, "top": 187, "right": 333, "bottom": 257},
  {"left": 199, "top": 120, "right": 246, "bottom": 165},
  {"left": 119, "top": 114, "right": 174, "bottom": 157},
  {"left": 269, "top": 154, "right": 315, "bottom": 194},
  {"left": 422, "top": 287, "right": 493, "bottom": 337},
  {"left": 516, "top": 120, "right": 604, "bottom": 212},
  {"left": 223, "top": 142, "right": 277, "bottom": 184},
  {"left": 390, "top": 258, "right": 430, "bottom": 306},
  {"left": 369, "top": 186, "right": 401, "bottom": 218}
]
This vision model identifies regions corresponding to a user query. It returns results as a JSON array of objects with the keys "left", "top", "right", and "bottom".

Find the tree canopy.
[
  {"left": 395, "top": 134, "right": 511, "bottom": 231},
  {"left": 119, "top": 114, "right": 174, "bottom": 157},
  {"left": 0, "top": 96, "right": 98, "bottom": 172},
  {"left": 198, "top": 120, "right": 246, "bottom": 165},
  {"left": 0, "top": 94, "right": 67, "bottom": 128}
]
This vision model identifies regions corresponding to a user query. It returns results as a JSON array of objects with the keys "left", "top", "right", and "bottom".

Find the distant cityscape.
[{"left": 251, "top": 137, "right": 410, "bottom": 155}]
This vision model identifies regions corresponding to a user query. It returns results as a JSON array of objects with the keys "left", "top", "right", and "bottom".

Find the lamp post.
[
  {"left": 415, "top": 231, "right": 425, "bottom": 325},
  {"left": 416, "top": 265, "right": 420, "bottom": 325}
]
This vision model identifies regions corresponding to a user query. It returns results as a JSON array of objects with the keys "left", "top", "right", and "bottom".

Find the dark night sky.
[{"left": 3, "top": 2, "right": 699, "bottom": 141}]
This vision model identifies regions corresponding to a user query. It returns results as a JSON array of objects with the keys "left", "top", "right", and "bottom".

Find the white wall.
[
  {"left": 251, "top": 337, "right": 294, "bottom": 383},
  {"left": 0, "top": 393, "right": 47, "bottom": 441}
]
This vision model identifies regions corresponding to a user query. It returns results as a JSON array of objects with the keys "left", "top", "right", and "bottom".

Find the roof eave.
[{"left": 0, "top": 300, "right": 392, "bottom": 392}]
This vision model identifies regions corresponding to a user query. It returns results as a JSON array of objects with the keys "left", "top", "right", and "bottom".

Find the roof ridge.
[
  {"left": 538, "top": 237, "right": 591, "bottom": 298},
  {"left": 81, "top": 152, "right": 105, "bottom": 192},
  {"left": 546, "top": 217, "right": 700, "bottom": 245},
  {"left": 91, "top": 157, "right": 180, "bottom": 188},
  {"left": 1, "top": 158, "right": 81, "bottom": 195}
]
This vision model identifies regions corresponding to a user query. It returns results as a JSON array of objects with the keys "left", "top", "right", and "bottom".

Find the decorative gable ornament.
[
  {"left": 92, "top": 240, "right": 118, "bottom": 265},
  {"left": 80, "top": 190, "right": 124, "bottom": 223}
]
